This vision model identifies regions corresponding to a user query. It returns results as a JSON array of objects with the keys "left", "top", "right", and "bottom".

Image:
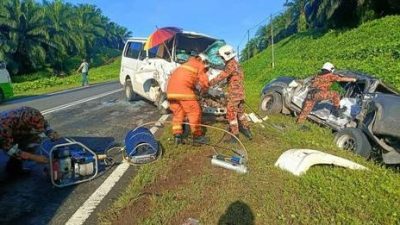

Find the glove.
[{"left": 7, "top": 144, "right": 21, "bottom": 157}]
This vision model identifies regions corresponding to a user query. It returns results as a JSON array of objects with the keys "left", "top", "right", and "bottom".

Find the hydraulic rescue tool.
[
  {"left": 41, "top": 137, "right": 111, "bottom": 188},
  {"left": 123, "top": 127, "right": 160, "bottom": 164}
]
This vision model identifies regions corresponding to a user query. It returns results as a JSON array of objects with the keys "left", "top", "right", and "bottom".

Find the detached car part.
[{"left": 275, "top": 149, "right": 368, "bottom": 176}]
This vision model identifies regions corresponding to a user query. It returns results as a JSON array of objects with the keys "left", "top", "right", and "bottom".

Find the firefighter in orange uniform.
[
  {"left": 167, "top": 53, "right": 210, "bottom": 145},
  {"left": 297, "top": 62, "right": 357, "bottom": 123},
  {"left": 209, "top": 45, "right": 252, "bottom": 143}
]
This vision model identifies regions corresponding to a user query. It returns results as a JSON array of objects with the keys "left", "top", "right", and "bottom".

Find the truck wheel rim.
[
  {"left": 261, "top": 96, "right": 273, "bottom": 111},
  {"left": 337, "top": 135, "right": 357, "bottom": 152}
]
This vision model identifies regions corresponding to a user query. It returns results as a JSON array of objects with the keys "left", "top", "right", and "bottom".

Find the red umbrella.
[{"left": 144, "top": 26, "right": 182, "bottom": 50}]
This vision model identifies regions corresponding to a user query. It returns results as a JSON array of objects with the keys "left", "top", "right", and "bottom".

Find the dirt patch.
[
  {"left": 148, "top": 150, "right": 211, "bottom": 194},
  {"left": 112, "top": 148, "right": 213, "bottom": 225},
  {"left": 168, "top": 183, "right": 224, "bottom": 225},
  {"left": 112, "top": 195, "right": 152, "bottom": 225}
]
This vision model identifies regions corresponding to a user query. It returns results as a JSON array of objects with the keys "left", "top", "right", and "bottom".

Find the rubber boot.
[
  {"left": 174, "top": 135, "right": 183, "bottom": 146},
  {"left": 239, "top": 126, "right": 253, "bottom": 140},
  {"left": 193, "top": 135, "right": 209, "bottom": 146}
]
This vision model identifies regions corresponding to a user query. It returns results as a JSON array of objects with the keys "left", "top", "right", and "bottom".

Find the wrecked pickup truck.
[
  {"left": 119, "top": 31, "right": 227, "bottom": 115},
  {"left": 259, "top": 70, "right": 400, "bottom": 164}
]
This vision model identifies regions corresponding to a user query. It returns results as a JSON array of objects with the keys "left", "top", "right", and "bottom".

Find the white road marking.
[
  {"left": 41, "top": 89, "right": 122, "bottom": 115},
  {"left": 66, "top": 114, "right": 170, "bottom": 225},
  {"left": 45, "top": 81, "right": 118, "bottom": 96}
]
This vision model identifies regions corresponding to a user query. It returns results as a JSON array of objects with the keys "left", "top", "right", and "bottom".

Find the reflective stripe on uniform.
[
  {"left": 229, "top": 120, "right": 238, "bottom": 125},
  {"left": 167, "top": 93, "right": 197, "bottom": 100},
  {"left": 181, "top": 65, "right": 198, "bottom": 73},
  {"left": 172, "top": 125, "right": 182, "bottom": 130}
]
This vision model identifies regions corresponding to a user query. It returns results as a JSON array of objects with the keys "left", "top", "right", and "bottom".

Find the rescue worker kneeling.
[
  {"left": 167, "top": 53, "right": 210, "bottom": 145},
  {"left": 0, "top": 106, "right": 60, "bottom": 176}
]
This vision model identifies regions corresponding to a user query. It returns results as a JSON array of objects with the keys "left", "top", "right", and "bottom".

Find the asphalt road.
[{"left": 0, "top": 82, "right": 164, "bottom": 224}]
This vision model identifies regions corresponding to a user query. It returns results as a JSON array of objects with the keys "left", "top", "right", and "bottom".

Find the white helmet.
[
  {"left": 218, "top": 45, "right": 236, "bottom": 61},
  {"left": 322, "top": 62, "right": 335, "bottom": 72},
  {"left": 198, "top": 53, "right": 209, "bottom": 62},
  {"left": 198, "top": 53, "right": 210, "bottom": 67}
]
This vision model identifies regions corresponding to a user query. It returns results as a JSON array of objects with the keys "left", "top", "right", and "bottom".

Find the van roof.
[{"left": 126, "top": 30, "right": 215, "bottom": 41}]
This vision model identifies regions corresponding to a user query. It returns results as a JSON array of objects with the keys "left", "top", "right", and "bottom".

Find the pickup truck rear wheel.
[
  {"left": 334, "top": 128, "right": 372, "bottom": 159},
  {"left": 125, "top": 80, "right": 137, "bottom": 101},
  {"left": 259, "top": 92, "right": 283, "bottom": 117}
]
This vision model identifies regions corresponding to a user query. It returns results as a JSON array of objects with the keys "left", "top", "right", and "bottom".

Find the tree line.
[
  {"left": 241, "top": 0, "right": 400, "bottom": 61},
  {"left": 0, "top": 0, "right": 132, "bottom": 75}
]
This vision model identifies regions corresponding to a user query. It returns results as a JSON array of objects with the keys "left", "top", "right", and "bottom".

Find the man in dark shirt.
[{"left": 297, "top": 62, "right": 357, "bottom": 123}]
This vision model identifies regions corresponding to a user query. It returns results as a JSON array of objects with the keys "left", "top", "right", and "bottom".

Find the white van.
[
  {"left": 119, "top": 31, "right": 227, "bottom": 115},
  {"left": 0, "top": 61, "right": 13, "bottom": 102}
]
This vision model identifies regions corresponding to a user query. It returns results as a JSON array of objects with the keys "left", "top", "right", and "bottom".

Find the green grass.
[
  {"left": 11, "top": 57, "right": 121, "bottom": 97},
  {"left": 102, "top": 119, "right": 400, "bottom": 225},
  {"left": 102, "top": 16, "right": 400, "bottom": 224}
]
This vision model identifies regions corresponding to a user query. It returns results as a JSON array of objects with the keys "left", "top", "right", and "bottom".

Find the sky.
[{"left": 65, "top": 0, "right": 286, "bottom": 52}]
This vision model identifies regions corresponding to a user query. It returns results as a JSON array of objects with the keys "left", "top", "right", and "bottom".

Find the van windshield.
[{"left": 174, "top": 33, "right": 215, "bottom": 63}]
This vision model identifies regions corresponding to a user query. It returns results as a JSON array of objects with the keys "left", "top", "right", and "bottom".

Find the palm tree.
[
  {"left": 0, "top": 0, "right": 131, "bottom": 74},
  {"left": 284, "top": 0, "right": 308, "bottom": 31},
  {"left": 0, "top": 0, "right": 51, "bottom": 73},
  {"left": 73, "top": 4, "right": 106, "bottom": 57},
  {"left": 43, "top": 0, "right": 81, "bottom": 72},
  {"left": 0, "top": 7, "right": 14, "bottom": 62}
]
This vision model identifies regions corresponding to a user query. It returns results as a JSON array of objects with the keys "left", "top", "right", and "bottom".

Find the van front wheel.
[{"left": 125, "top": 80, "right": 137, "bottom": 101}]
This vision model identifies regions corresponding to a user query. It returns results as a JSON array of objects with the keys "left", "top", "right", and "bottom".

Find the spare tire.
[
  {"left": 259, "top": 92, "right": 283, "bottom": 117},
  {"left": 334, "top": 128, "right": 372, "bottom": 159}
]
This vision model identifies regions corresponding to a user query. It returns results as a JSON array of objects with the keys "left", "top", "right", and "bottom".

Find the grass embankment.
[
  {"left": 12, "top": 57, "right": 121, "bottom": 97},
  {"left": 103, "top": 16, "right": 400, "bottom": 224}
]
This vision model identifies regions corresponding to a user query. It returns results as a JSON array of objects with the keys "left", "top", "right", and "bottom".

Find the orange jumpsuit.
[
  {"left": 167, "top": 57, "right": 209, "bottom": 137},
  {"left": 209, "top": 59, "right": 249, "bottom": 135}
]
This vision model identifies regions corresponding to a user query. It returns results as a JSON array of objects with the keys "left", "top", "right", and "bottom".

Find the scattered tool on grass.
[
  {"left": 243, "top": 101, "right": 287, "bottom": 132},
  {"left": 133, "top": 120, "right": 249, "bottom": 174},
  {"left": 40, "top": 119, "right": 250, "bottom": 188}
]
